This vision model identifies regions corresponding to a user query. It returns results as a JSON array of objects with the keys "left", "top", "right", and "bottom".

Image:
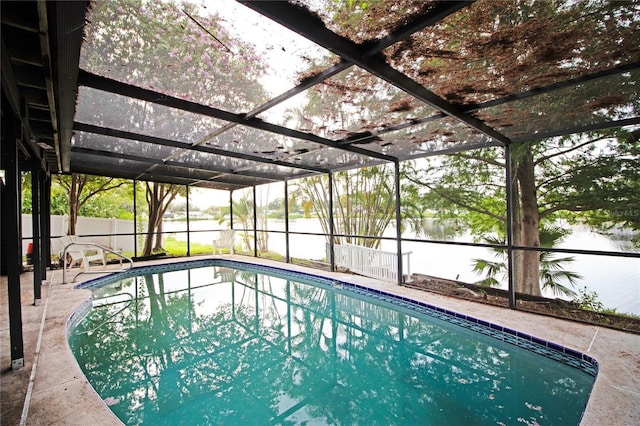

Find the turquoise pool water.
[{"left": 69, "top": 260, "right": 597, "bottom": 425}]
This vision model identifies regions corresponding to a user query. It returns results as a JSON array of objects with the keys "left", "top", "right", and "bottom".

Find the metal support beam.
[
  {"left": 71, "top": 146, "right": 288, "bottom": 183},
  {"left": 394, "top": 160, "right": 403, "bottom": 285},
  {"left": 133, "top": 179, "right": 138, "bottom": 258},
  {"left": 284, "top": 179, "right": 291, "bottom": 263},
  {"left": 73, "top": 122, "right": 330, "bottom": 174},
  {"left": 229, "top": 190, "right": 234, "bottom": 230},
  {"left": 467, "top": 61, "right": 640, "bottom": 114},
  {"left": 36, "top": 0, "right": 61, "bottom": 172},
  {"left": 505, "top": 145, "right": 516, "bottom": 309},
  {"left": 1, "top": 38, "right": 24, "bottom": 120},
  {"left": 186, "top": 185, "right": 191, "bottom": 257},
  {"left": 3, "top": 108, "right": 25, "bottom": 369},
  {"left": 328, "top": 172, "right": 335, "bottom": 272},
  {"left": 71, "top": 164, "right": 272, "bottom": 191},
  {"left": 41, "top": 171, "right": 51, "bottom": 268},
  {"left": 52, "top": 1, "right": 89, "bottom": 173},
  {"left": 252, "top": 186, "right": 258, "bottom": 257},
  {"left": 31, "top": 162, "right": 42, "bottom": 304},
  {"left": 512, "top": 117, "right": 640, "bottom": 144}
]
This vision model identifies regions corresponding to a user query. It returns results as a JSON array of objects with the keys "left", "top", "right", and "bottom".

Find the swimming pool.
[{"left": 68, "top": 259, "right": 597, "bottom": 425}]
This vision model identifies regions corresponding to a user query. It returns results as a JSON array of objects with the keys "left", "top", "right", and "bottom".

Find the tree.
[
  {"left": 404, "top": 129, "right": 639, "bottom": 296},
  {"left": 54, "top": 174, "right": 128, "bottom": 235},
  {"left": 20, "top": 172, "right": 33, "bottom": 214},
  {"left": 254, "top": 187, "right": 272, "bottom": 253},
  {"left": 142, "top": 182, "right": 183, "bottom": 256},
  {"left": 550, "top": 129, "right": 640, "bottom": 234},
  {"left": 472, "top": 225, "right": 582, "bottom": 297},
  {"left": 292, "top": 166, "right": 397, "bottom": 249},
  {"left": 232, "top": 191, "right": 255, "bottom": 253}
]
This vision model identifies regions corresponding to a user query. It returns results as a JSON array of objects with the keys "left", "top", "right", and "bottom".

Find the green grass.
[
  {"left": 257, "top": 251, "right": 285, "bottom": 261},
  {"left": 162, "top": 236, "right": 215, "bottom": 255}
]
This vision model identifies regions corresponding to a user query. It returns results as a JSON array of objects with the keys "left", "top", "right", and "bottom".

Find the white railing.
[{"left": 329, "top": 243, "right": 411, "bottom": 283}]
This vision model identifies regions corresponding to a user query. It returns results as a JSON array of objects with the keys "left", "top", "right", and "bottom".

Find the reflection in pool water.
[{"left": 69, "top": 261, "right": 596, "bottom": 425}]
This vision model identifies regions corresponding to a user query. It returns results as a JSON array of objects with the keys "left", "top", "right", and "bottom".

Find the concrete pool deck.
[{"left": 2, "top": 255, "right": 639, "bottom": 425}]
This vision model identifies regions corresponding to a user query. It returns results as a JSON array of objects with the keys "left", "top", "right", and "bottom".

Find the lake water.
[{"left": 165, "top": 219, "right": 639, "bottom": 315}]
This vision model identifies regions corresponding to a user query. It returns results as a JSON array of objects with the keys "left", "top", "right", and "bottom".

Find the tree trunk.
[
  {"left": 142, "top": 214, "right": 159, "bottom": 256},
  {"left": 67, "top": 175, "right": 78, "bottom": 235},
  {"left": 154, "top": 218, "right": 163, "bottom": 252},
  {"left": 509, "top": 172, "right": 525, "bottom": 294},
  {"left": 143, "top": 185, "right": 160, "bottom": 256},
  {"left": 143, "top": 183, "right": 180, "bottom": 256},
  {"left": 256, "top": 207, "right": 268, "bottom": 253},
  {"left": 68, "top": 197, "right": 78, "bottom": 236},
  {"left": 514, "top": 149, "right": 542, "bottom": 296}
]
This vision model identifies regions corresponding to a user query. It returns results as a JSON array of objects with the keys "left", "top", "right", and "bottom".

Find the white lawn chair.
[
  {"left": 59, "top": 235, "right": 106, "bottom": 272},
  {"left": 213, "top": 229, "right": 236, "bottom": 254}
]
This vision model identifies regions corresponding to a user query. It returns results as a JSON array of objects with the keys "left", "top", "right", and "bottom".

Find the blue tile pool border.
[{"left": 76, "top": 258, "right": 599, "bottom": 377}]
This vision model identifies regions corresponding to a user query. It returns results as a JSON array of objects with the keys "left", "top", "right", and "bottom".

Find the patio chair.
[
  {"left": 59, "top": 235, "right": 106, "bottom": 272},
  {"left": 213, "top": 229, "right": 236, "bottom": 255}
]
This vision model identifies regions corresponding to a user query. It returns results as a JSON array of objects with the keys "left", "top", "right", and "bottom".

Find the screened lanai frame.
[
  {"left": 48, "top": 1, "right": 640, "bottom": 303},
  {"left": 2, "top": 0, "right": 639, "bottom": 373}
]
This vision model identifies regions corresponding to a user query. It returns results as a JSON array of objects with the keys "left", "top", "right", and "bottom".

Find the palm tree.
[
  {"left": 232, "top": 193, "right": 254, "bottom": 253},
  {"left": 472, "top": 224, "right": 581, "bottom": 297}
]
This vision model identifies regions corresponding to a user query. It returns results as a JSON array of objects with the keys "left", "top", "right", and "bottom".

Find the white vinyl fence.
[
  {"left": 329, "top": 243, "right": 411, "bottom": 283},
  {"left": 21, "top": 214, "right": 135, "bottom": 255}
]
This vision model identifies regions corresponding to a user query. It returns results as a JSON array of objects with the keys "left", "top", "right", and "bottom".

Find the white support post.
[
  {"left": 110, "top": 218, "right": 117, "bottom": 250},
  {"left": 61, "top": 214, "right": 69, "bottom": 236}
]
